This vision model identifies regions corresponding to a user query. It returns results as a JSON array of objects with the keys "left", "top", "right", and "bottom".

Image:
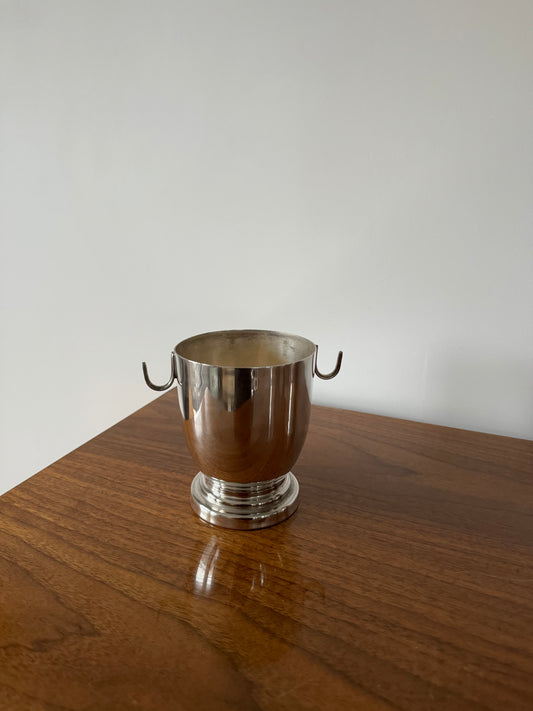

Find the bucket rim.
[{"left": 174, "top": 329, "right": 316, "bottom": 369}]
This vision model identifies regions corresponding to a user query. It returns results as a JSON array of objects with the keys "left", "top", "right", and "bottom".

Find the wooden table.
[{"left": 1, "top": 393, "right": 532, "bottom": 710}]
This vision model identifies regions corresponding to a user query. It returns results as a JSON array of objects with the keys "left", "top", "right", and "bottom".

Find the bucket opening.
[{"left": 175, "top": 330, "right": 315, "bottom": 368}]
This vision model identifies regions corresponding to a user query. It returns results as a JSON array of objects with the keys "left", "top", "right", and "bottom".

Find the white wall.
[{"left": 1, "top": 1, "right": 532, "bottom": 494}]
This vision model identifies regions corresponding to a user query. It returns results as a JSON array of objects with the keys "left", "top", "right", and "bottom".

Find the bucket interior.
[{"left": 175, "top": 330, "right": 315, "bottom": 368}]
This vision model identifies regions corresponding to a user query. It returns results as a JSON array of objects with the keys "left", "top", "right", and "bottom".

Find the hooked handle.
[
  {"left": 314, "top": 345, "right": 343, "bottom": 380},
  {"left": 142, "top": 352, "right": 180, "bottom": 391}
]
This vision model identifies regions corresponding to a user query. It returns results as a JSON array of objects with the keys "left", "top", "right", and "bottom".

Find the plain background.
[{"left": 1, "top": 0, "right": 532, "bottom": 495}]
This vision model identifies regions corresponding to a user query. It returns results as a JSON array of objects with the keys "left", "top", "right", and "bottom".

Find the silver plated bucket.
[{"left": 142, "top": 329, "right": 342, "bottom": 529}]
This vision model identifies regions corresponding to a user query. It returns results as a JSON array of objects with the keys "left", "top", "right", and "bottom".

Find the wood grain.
[{"left": 0, "top": 392, "right": 532, "bottom": 710}]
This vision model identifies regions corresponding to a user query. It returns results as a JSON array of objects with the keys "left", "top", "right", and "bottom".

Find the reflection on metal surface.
[
  {"left": 178, "top": 332, "right": 313, "bottom": 529},
  {"left": 142, "top": 330, "right": 342, "bottom": 529}
]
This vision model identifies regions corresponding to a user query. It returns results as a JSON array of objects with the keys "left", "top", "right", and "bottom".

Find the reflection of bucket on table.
[{"left": 187, "top": 533, "right": 312, "bottom": 667}]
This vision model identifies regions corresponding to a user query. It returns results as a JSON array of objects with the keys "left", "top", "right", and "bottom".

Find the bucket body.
[
  {"left": 175, "top": 330, "right": 314, "bottom": 484},
  {"left": 142, "top": 329, "right": 342, "bottom": 529}
]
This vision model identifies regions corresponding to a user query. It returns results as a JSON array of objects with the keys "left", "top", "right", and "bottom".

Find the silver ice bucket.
[{"left": 142, "top": 329, "right": 342, "bottom": 529}]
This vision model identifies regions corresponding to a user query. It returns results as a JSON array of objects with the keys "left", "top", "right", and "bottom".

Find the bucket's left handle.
[{"left": 142, "top": 352, "right": 179, "bottom": 391}]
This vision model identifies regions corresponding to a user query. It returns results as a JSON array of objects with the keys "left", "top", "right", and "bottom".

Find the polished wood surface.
[{"left": 1, "top": 392, "right": 532, "bottom": 710}]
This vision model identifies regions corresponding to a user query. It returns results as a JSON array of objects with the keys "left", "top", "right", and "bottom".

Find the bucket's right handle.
[{"left": 314, "top": 345, "right": 343, "bottom": 380}]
